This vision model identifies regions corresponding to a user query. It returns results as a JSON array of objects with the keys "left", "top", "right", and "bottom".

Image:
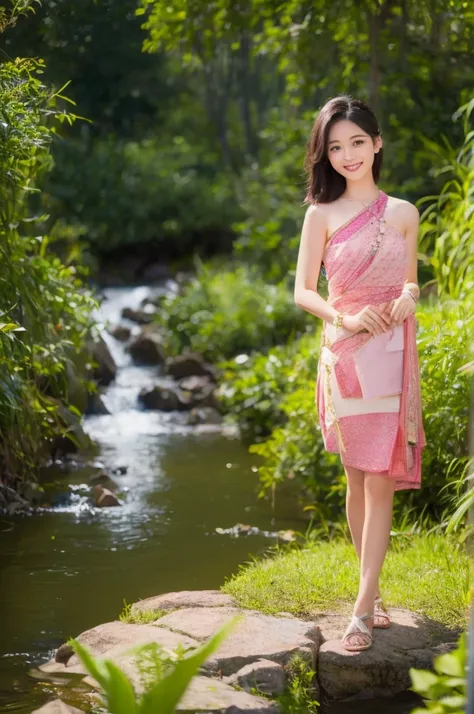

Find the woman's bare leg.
[
  {"left": 350, "top": 471, "right": 396, "bottom": 645},
  {"left": 344, "top": 464, "right": 365, "bottom": 560},
  {"left": 344, "top": 465, "right": 382, "bottom": 597}
]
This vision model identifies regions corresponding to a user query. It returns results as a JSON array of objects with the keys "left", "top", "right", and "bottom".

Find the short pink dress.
[{"left": 315, "top": 191, "right": 426, "bottom": 490}]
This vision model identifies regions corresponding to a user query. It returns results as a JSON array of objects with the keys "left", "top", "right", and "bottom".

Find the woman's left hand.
[{"left": 388, "top": 293, "right": 416, "bottom": 327}]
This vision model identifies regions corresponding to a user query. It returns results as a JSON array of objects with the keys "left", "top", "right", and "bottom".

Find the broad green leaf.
[{"left": 138, "top": 616, "right": 241, "bottom": 713}]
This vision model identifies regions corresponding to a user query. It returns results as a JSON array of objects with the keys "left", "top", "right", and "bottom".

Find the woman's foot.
[
  {"left": 341, "top": 612, "right": 374, "bottom": 651},
  {"left": 373, "top": 593, "right": 391, "bottom": 628}
]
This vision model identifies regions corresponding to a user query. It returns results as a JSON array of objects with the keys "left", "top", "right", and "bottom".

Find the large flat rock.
[
  {"left": 36, "top": 590, "right": 462, "bottom": 710},
  {"left": 317, "top": 608, "right": 462, "bottom": 700},
  {"left": 177, "top": 675, "right": 280, "bottom": 712},
  {"left": 39, "top": 620, "right": 198, "bottom": 676},
  {"left": 131, "top": 589, "right": 235, "bottom": 615},
  {"left": 154, "top": 606, "right": 319, "bottom": 675},
  {"left": 84, "top": 673, "right": 279, "bottom": 713}
]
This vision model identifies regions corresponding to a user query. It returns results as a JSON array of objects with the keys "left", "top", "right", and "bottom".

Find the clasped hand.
[{"left": 343, "top": 293, "right": 416, "bottom": 336}]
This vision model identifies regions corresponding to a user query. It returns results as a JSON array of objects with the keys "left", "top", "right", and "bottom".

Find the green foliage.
[
  {"left": 68, "top": 616, "right": 240, "bottom": 713},
  {"left": 408, "top": 631, "right": 467, "bottom": 714},
  {"left": 46, "top": 135, "right": 240, "bottom": 257},
  {"left": 0, "top": 0, "right": 41, "bottom": 33},
  {"left": 417, "top": 100, "right": 474, "bottom": 300},
  {"left": 118, "top": 600, "right": 168, "bottom": 624},
  {"left": 0, "top": 48, "right": 97, "bottom": 483},
  {"left": 415, "top": 297, "right": 472, "bottom": 515},
  {"left": 231, "top": 109, "right": 313, "bottom": 282},
  {"left": 219, "top": 340, "right": 308, "bottom": 442},
  {"left": 155, "top": 259, "right": 312, "bottom": 362},
  {"left": 445, "top": 459, "right": 474, "bottom": 544},
  {"left": 278, "top": 653, "right": 319, "bottom": 714}
]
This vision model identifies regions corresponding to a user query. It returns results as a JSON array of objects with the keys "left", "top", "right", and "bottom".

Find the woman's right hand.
[{"left": 342, "top": 303, "right": 392, "bottom": 336}]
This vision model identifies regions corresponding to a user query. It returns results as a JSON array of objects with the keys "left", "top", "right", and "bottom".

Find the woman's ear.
[{"left": 374, "top": 136, "right": 383, "bottom": 153}]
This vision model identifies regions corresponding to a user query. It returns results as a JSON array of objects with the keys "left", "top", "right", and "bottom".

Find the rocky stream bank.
[{"left": 33, "top": 589, "right": 461, "bottom": 713}]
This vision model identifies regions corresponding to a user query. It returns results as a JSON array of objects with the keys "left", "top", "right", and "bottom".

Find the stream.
[{"left": 0, "top": 285, "right": 422, "bottom": 713}]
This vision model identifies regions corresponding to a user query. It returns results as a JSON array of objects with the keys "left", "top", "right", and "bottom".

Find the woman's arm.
[
  {"left": 293, "top": 204, "right": 340, "bottom": 325},
  {"left": 402, "top": 202, "right": 420, "bottom": 300},
  {"left": 389, "top": 201, "right": 420, "bottom": 324}
]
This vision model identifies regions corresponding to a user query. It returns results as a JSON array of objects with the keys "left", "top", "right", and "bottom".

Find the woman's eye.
[{"left": 354, "top": 140, "right": 364, "bottom": 146}]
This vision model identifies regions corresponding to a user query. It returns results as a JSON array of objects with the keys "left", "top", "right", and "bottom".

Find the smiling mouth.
[{"left": 345, "top": 162, "right": 362, "bottom": 170}]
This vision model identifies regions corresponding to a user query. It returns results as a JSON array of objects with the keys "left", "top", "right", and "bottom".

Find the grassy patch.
[
  {"left": 221, "top": 533, "right": 469, "bottom": 630},
  {"left": 118, "top": 600, "right": 169, "bottom": 624}
]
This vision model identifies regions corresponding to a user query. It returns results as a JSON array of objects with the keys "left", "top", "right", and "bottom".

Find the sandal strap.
[{"left": 343, "top": 613, "right": 373, "bottom": 639}]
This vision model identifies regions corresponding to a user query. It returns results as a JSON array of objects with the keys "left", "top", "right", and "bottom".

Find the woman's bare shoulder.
[
  {"left": 304, "top": 201, "right": 331, "bottom": 228},
  {"left": 386, "top": 194, "right": 419, "bottom": 218}
]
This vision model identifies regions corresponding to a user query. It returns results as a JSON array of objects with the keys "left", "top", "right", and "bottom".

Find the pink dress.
[{"left": 315, "top": 190, "right": 426, "bottom": 490}]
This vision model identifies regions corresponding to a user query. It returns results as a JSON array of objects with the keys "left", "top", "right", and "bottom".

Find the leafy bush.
[
  {"left": 416, "top": 296, "right": 472, "bottom": 515},
  {"left": 0, "top": 50, "right": 97, "bottom": 485},
  {"left": 155, "top": 258, "right": 313, "bottom": 362},
  {"left": 231, "top": 110, "right": 311, "bottom": 282},
  {"left": 45, "top": 134, "right": 240, "bottom": 258},
  {"left": 417, "top": 98, "right": 474, "bottom": 300}
]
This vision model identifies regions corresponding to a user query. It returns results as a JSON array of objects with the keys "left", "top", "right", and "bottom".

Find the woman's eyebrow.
[{"left": 328, "top": 134, "right": 366, "bottom": 145}]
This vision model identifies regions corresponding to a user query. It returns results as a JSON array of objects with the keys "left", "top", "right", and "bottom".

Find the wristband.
[{"left": 402, "top": 288, "right": 417, "bottom": 304}]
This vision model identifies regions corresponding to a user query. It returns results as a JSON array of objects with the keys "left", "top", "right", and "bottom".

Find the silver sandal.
[
  {"left": 341, "top": 612, "right": 374, "bottom": 651},
  {"left": 374, "top": 596, "right": 391, "bottom": 628}
]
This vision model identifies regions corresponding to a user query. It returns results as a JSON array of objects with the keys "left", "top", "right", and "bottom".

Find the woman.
[{"left": 294, "top": 95, "right": 426, "bottom": 652}]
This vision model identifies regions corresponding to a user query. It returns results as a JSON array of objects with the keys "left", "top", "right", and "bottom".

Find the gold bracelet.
[{"left": 333, "top": 312, "right": 345, "bottom": 329}]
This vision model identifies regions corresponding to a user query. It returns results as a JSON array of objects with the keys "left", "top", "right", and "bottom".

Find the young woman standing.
[{"left": 294, "top": 95, "right": 426, "bottom": 652}]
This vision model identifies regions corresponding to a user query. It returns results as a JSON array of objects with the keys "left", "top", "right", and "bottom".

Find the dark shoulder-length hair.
[{"left": 303, "top": 94, "right": 383, "bottom": 205}]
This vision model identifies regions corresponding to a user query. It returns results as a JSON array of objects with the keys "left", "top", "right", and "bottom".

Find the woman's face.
[{"left": 326, "top": 119, "right": 382, "bottom": 180}]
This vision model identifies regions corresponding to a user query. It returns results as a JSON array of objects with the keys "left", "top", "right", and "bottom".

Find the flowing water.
[{"left": 0, "top": 285, "right": 423, "bottom": 713}]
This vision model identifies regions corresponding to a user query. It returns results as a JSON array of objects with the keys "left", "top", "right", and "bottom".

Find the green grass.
[
  {"left": 221, "top": 533, "right": 470, "bottom": 630},
  {"left": 118, "top": 600, "right": 169, "bottom": 624}
]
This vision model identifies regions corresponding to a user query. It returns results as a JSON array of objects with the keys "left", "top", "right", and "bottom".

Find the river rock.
[
  {"left": 176, "top": 675, "right": 280, "bottom": 712},
  {"left": 122, "top": 306, "right": 155, "bottom": 324},
  {"left": 37, "top": 590, "right": 462, "bottom": 711},
  {"left": 89, "top": 472, "right": 119, "bottom": 491},
  {"left": 165, "top": 352, "right": 217, "bottom": 380},
  {"left": 178, "top": 376, "right": 220, "bottom": 411},
  {"left": 32, "top": 700, "right": 85, "bottom": 713},
  {"left": 93, "top": 485, "right": 121, "bottom": 507},
  {"left": 85, "top": 390, "right": 110, "bottom": 415},
  {"left": 316, "top": 606, "right": 462, "bottom": 700},
  {"left": 139, "top": 261, "right": 173, "bottom": 282},
  {"left": 153, "top": 607, "right": 318, "bottom": 675},
  {"left": 224, "top": 659, "right": 287, "bottom": 696},
  {"left": 1, "top": 484, "right": 32, "bottom": 511},
  {"left": 131, "top": 589, "right": 236, "bottom": 616},
  {"left": 110, "top": 324, "right": 131, "bottom": 341},
  {"left": 87, "top": 334, "right": 117, "bottom": 386},
  {"left": 187, "top": 406, "right": 223, "bottom": 425},
  {"left": 19, "top": 481, "right": 44, "bottom": 504},
  {"left": 41, "top": 621, "right": 199, "bottom": 676},
  {"left": 128, "top": 332, "right": 166, "bottom": 365},
  {"left": 139, "top": 384, "right": 181, "bottom": 410}
]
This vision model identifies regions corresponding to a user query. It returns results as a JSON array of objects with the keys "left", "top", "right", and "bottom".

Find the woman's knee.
[
  {"left": 364, "top": 472, "right": 396, "bottom": 502},
  {"left": 344, "top": 464, "right": 365, "bottom": 492}
]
